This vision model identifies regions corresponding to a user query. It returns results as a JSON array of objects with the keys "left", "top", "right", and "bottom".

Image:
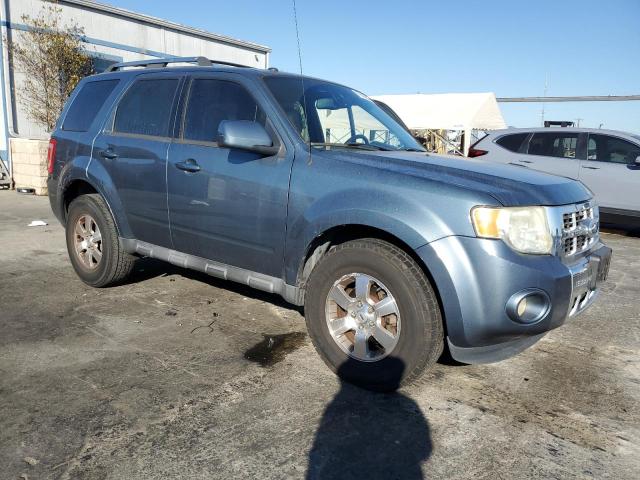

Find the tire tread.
[
  {"left": 305, "top": 238, "right": 443, "bottom": 389},
  {"left": 67, "top": 194, "right": 135, "bottom": 287}
]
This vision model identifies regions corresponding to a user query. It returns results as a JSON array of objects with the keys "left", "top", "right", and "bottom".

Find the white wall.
[{"left": 1, "top": 0, "right": 270, "bottom": 142}]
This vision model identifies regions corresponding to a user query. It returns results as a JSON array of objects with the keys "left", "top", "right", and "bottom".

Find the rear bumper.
[
  {"left": 47, "top": 176, "right": 64, "bottom": 225},
  {"left": 415, "top": 236, "right": 611, "bottom": 364}
]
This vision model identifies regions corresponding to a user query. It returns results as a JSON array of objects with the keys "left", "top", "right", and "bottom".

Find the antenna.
[
  {"left": 292, "top": 0, "right": 311, "bottom": 162},
  {"left": 540, "top": 74, "right": 549, "bottom": 126}
]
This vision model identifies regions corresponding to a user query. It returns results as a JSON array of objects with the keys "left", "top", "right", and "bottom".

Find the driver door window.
[
  {"left": 182, "top": 79, "right": 266, "bottom": 143},
  {"left": 587, "top": 134, "right": 640, "bottom": 164}
]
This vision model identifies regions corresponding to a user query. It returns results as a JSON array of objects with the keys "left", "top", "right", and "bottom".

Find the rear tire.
[
  {"left": 304, "top": 238, "right": 443, "bottom": 391},
  {"left": 66, "top": 194, "right": 135, "bottom": 287}
]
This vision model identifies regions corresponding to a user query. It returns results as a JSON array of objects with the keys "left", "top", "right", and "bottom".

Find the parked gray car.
[
  {"left": 47, "top": 57, "right": 611, "bottom": 390},
  {"left": 470, "top": 127, "right": 640, "bottom": 224}
]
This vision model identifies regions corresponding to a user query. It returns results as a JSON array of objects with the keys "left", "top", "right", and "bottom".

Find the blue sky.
[{"left": 108, "top": 0, "right": 640, "bottom": 133}]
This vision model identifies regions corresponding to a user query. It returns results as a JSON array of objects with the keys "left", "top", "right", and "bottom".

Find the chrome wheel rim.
[
  {"left": 325, "top": 273, "right": 401, "bottom": 362},
  {"left": 73, "top": 214, "right": 103, "bottom": 270}
]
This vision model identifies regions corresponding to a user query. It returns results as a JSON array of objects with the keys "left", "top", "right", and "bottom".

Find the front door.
[
  {"left": 166, "top": 75, "right": 293, "bottom": 277},
  {"left": 522, "top": 131, "right": 583, "bottom": 179},
  {"left": 579, "top": 133, "right": 640, "bottom": 212},
  {"left": 93, "top": 73, "right": 183, "bottom": 247}
]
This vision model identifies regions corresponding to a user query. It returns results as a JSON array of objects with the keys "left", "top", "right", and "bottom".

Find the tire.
[
  {"left": 66, "top": 194, "right": 135, "bottom": 287},
  {"left": 305, "top": 238, "right": 443, "bottom": 391}
]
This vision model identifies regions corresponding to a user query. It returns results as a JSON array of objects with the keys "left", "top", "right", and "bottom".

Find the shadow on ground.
[
  {"left": 601, "top": 223, "right": 640, "bottom": 238},
  {"left": 307, "top": 358, "right": 432, "bottom": 480},
  {"left": 122, "top": 257, "right": 300, "bottom": 312}
]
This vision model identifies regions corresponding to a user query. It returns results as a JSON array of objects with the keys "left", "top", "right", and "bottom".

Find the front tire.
[
  {"left": 66, "top": 194, "right": 135, "bottom": 287},
  {"left": 304, "top": 238, "right": 443, "bottom": 391}
]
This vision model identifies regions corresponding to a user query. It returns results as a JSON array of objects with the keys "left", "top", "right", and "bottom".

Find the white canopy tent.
[{"left": 372, "top": 93, "right": 507, "bottom": 155}]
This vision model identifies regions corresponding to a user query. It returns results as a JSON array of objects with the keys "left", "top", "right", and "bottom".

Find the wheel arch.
[
  {"left": 60, "top": 178, "right": 131, "bottom": 238},
  {"left": 295, "top": 224, "right": 447, "bottom": 333}
]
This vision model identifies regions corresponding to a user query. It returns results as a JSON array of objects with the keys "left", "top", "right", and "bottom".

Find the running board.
[{"left": 120, "top": 239, "right": 304, "bottom": 306}]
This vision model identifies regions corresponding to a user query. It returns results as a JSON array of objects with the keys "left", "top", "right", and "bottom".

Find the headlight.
[{"left": 471, "top": 206, "right": 553, "bottom": 254}]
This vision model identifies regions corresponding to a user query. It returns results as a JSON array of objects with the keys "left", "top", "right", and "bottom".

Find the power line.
[{"left": 498, "top": 95, "right": 640, "bottom": 103}]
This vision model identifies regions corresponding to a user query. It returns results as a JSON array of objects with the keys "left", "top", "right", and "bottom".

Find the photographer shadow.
[{"left": 306, "top": 357, "right": 432, "bottom": 480}]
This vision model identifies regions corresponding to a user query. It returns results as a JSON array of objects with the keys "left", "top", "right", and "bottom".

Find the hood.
[{"left": 320, "top": 149, "right": 592, "bottom": 207}]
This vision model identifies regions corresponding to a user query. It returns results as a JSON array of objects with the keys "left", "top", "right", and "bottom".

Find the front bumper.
[{"left": 415, "top": 236, "right": 611, "bottom": 364}]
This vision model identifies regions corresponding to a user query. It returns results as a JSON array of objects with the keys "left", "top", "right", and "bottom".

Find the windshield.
[{"left": 263, "top": 76, "right": 425, "bottom": 152}]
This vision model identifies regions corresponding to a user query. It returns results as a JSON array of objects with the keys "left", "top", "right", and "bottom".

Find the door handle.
[
  {"left": 175, "top": 159, "right": 201, "bottom": 173},
  {"left": 99, "top": 149, "right": 118, "bottom": 160},
  {"left": 582, "top": 166, "right": 599, "bottom": 170},
  {"left": 517, "top": 159, "right": 533, "bottom": 164}
]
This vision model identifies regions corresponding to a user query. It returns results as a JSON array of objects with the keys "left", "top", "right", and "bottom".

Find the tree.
[{"left": 6, "top": 1, "right": 93, "bottom": 132}]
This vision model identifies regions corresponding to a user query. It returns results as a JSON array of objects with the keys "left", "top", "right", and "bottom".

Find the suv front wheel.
[
  {"left": 304, "top": 238, "right": 443, "bottom": 391},
  {"left": 66, "top": 194, "right": 135, "bottom": 287}
]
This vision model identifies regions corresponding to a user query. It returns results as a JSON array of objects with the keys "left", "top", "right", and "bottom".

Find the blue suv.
[{"left": 48, "top": 57, "right": 611, "bottom": 390}]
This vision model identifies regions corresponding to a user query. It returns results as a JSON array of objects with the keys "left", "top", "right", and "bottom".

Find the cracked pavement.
[{"left": 0, "top": 191, "right": 638, "bottom": 479}]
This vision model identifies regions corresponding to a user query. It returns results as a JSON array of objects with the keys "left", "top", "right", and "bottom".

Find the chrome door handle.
[{"left": 175, "top": 159, "right": 201, "bottom": 173}]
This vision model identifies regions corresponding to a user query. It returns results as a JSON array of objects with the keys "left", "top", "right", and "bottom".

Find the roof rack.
[{"left": 105, "top": 56, "right": 250, "bottom": 72}]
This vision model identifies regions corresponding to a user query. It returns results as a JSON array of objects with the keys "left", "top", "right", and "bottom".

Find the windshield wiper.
[
  {"left": 400, "top": 147, "right": 426, "bottom": 152},
  {"left": 311, "top": 142, "right": 394, "bottom": 151}
]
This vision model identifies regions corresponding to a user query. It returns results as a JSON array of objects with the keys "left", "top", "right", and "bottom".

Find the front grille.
[{"left": 561, "top": 205, "right": 598, "bottom": 257}]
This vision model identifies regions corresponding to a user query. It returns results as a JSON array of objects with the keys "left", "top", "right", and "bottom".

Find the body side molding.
[{"left": 120, "top": 239, "right": 303, "bottom": 306}]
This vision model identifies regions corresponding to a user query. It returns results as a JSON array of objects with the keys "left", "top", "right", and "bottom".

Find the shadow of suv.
[{"left": 48, "top": 57, "right": 611, "bottom": 391}]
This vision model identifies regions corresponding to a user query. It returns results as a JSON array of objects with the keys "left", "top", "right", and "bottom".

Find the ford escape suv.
[{"left": 48, "top": 57, "right": 611, "bottom": 391}]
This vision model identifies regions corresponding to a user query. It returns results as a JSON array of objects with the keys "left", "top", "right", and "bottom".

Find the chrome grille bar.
[{"left": 546, "top": 202, "right": 599, "bottom": 259}]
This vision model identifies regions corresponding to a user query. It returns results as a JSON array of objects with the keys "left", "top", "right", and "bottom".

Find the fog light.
[
  {"left": 506, "top": 289, "right": 551, "bottom": 324},
  {"left": 517, "top": 298, "right": 527, "bottom": 317}
]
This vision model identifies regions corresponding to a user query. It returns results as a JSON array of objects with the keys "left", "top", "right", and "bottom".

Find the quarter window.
[
  {"left": 528, "top": 132, "right": 579, "bottom": 159},
  {"left": 587, "top": 134, "right": 640, "bottom": 164},
  {"left": 496, "top": 133, "right": 528, "bottom": 152},
  {"left": 63, "top": 80, "right": 119, "bottom": 132},
  {"left": 114, "top": 78, "right": 179, "bottom": 137},
  {"left": 183, "top": 79, "right": 266, "bottom": 143}
]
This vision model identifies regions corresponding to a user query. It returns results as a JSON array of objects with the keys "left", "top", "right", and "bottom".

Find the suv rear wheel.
[
  {"left": 304, "top": 238, "right": 443, "bottom": 391},
  {"left": 66, "top": 194, "right": 135, "bottom": 287}
]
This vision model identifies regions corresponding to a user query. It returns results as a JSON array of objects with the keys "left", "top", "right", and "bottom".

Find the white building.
[{"left": 0, "top": 0, "right": 271, "bottom": 176}]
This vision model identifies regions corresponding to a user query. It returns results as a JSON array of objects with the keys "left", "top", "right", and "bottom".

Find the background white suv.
[{"left": 471, "top": 128, "right": 640, "bottom": 224}]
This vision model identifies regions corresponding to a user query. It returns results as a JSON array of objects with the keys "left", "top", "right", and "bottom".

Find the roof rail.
[{"left": 105, "top": 56, "right": 250, "bottom": 72}]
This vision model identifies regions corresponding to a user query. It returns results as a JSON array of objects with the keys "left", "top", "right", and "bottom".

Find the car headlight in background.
[{"left": 471, "top": 206, "right": 553, "bottom": 254}]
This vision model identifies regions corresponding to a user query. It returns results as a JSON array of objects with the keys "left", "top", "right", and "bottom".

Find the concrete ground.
[{"left": 0, "top": 190, "right": 638, "bottom": 480}]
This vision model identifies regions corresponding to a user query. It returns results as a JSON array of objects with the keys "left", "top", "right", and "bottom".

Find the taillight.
[
  {"left": 47, "top": 138, "right": 57, "bottom": 175},
  {"left": 468, "top": 147, "right": 488, "bottom": 158}
]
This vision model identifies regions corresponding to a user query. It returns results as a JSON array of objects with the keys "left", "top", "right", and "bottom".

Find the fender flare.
[{"left": 57, "top": 161, "right": 133, "bottom": 238}]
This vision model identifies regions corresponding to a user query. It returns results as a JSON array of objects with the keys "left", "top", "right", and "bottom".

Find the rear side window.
[
  {"left": 182, "top": 79, "right": 266, "bottom": 143},
  {"left": 588, "top": 134, "right": 640, "bottom": 164},
  {"left": 63, "top": 80, "right": 119, "bottom": 132},
  {"left": 114, "top": 78, "right": 180, "bottom": 137},
  {"left": 496, "top": 133, "right": 528, "bottom": 152},
  {"left": 528, "top": 132, "right": 579, "bottom": 159}
]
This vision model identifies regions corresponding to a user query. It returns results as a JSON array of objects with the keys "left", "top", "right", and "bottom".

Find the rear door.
[
  {"left": 166, "top": 73, "right": 293, "bottom": 277},
  {"left": 482, "top": 132, "right": 530, "bottom": 165},
  {"left": 579, "top": 133, "right": 640, "bottom": 212},
  {"left": 92, "top": 72, "right": 183, "bottom": 247},
  {"left": 521, "top": 131, "right": 583, "bottom": 179}
]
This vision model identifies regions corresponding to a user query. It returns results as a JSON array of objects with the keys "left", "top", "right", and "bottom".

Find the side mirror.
[
  {"left": 218, "top": 120, "right": 278, "bottom": 156},
  {"left": 635, "top": 155, "right": 640, "bottom": 165}
]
